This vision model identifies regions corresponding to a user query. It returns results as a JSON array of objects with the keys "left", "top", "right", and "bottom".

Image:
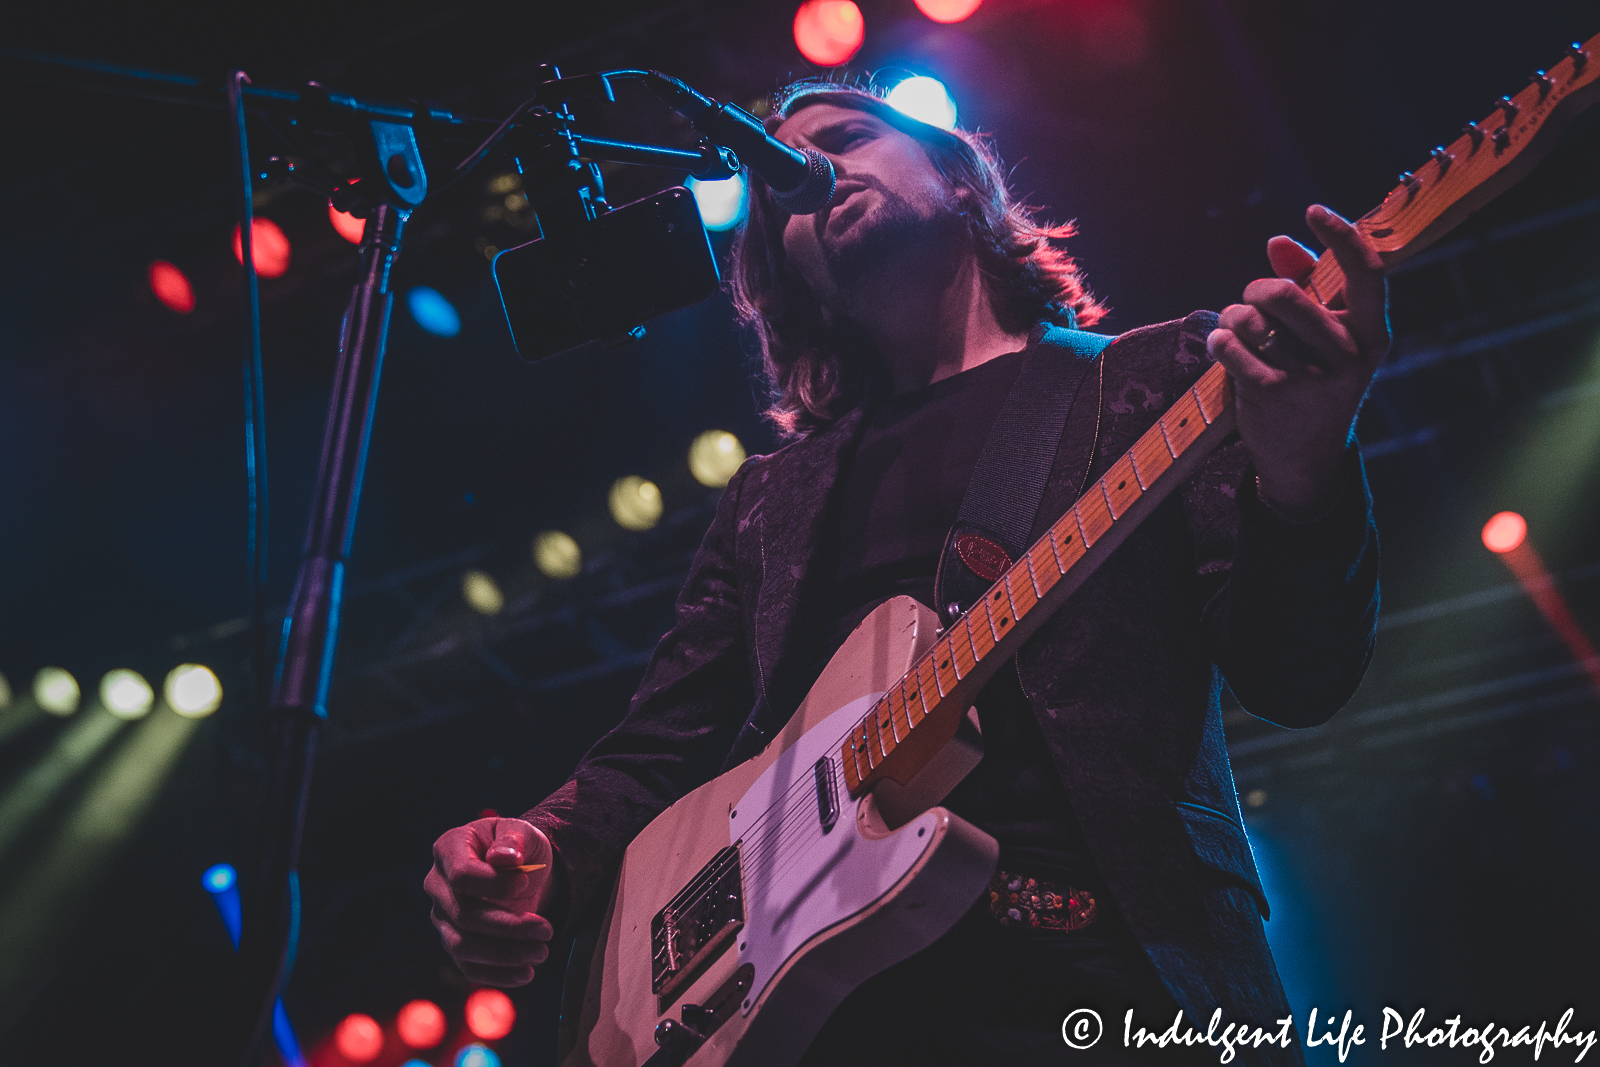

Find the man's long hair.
[{"left": 729, "top": 81, "right": 1107, "bottom": 438}]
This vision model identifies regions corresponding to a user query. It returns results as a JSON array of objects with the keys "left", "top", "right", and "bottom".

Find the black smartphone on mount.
[{"left": 492, "top": 186, "right": 722, "bottom": 361}]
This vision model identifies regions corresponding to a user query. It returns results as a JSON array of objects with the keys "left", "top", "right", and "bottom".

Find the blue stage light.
[
  {"left": 886, "top": 75, "right": 958, "bottom": 130},
  {"left": 457, "top": 1044, "right": 501, "bottom": 1067},
  {"left": 687, "top": 173, "right": 748, "bottom": 232},
  {"left": 203, "top": 863, "right": 237, "bottom": 894},
  {"left": 203, "top": 863, "right": 306, "bottom": 1067},
  {"left": 408, "top": 286, "right": 462, "bottom": 337}
]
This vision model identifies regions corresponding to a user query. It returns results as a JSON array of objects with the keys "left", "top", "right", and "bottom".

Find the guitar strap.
[{"left": 932, "top": 324, "right": 1116, "bottom": 627}]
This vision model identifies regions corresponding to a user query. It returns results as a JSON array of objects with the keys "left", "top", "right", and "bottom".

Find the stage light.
[
  {"left": 533, "top": 530, "right": 582, "bottom": 580},
  {"left": 465, "top": 988, "right": 516, "bottom": 1041},
  {"left": 335, "top": 1013, "right": 384, "bottom": 1064},
  {"left": 164, "top": 664, "right": 222, "bottom": 718},
  {"left": 100, "top": 670, "right": 154, "bottom": 720},
  {"left": 457, "top": 1044, "right": 501, "bottom": 1067},
  {"left": 203, "top": 863, "right": 237, "bottom": 894},
  {"left": 232, "top": 218, "right": 292, "bottom": 278},
  {"left": 201, "top": 863, "right": 306, "bottom": 1067},
  {"left": 148, "top": 260, "right": 196, "bottom": 313},
  {"left": 687, "top": 173, "right": 747, "bottom": 232},
  {"left": 1482, "top": 511, "right": 1527, "bottom": 554},
  {"left": 34, "top": 668, "right": 79, "bottom": 716},
  {"left": 1245, "top": 789, "right": 1268, "bottom": 808},
  {"left": 397, "top": 999, "right": 447, "bottom": 1049},
  {"left": 0, "top": 711, "right": 201, "bottom": 1012},
  {"left": 886, "top": 76, "right": 958, "bottom": 131},
  {"left": 793, "top": 0, "right": 864, "bottom": 66},
  {"left": 462, "top": 570, "right": 505, "bottom": 615},
  {"left": 329, "top": 202, "right": 366, "bottom": 244},
  {"left": 913, "top": 0, "right": 981, "bottom": 22},
  {"left": 609, "top": 476, "right": 663, "bottom": 531},
  {"left": 407, "top": 286, "right": 462, "bottom": 338},
  {"left": 689, "top": 430, "right": 747, "bottom": 488}
]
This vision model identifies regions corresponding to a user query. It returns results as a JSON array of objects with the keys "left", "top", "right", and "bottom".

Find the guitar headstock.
[{"left": 1304, "top": 31, "right": 1600, "bottom": 309}]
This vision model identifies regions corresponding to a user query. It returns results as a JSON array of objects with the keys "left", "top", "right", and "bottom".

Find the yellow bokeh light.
[
  {"left": 533, "top": 530, "right": 582, "bottom": 580},
  {"left": 462, "top": 570, "right": 505, "bottom": 615},
  {"left": 165, "top": 664, "right": 223, "bottom": 718},
  {"left": 609, "top": 476, "right": 664, "bottom": 531},
  {"left": 0, "top": 672, "right": 11, "bottom": 708},
  {"left": 34, "top": 668, "right": 80, "bottom": 716},
  {"left": 100, "top": 670, "right": 154, "bottom": 720},
  {"left": 688, "top": 430, "right": 747, "bottom": 488},
  {"left": 488, "top": 173, "right": 522, "bottom": 195}
]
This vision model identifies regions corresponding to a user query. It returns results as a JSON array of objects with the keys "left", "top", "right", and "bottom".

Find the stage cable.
[{"left": 229, "top": 71, "right": 272, "bottom": 714}]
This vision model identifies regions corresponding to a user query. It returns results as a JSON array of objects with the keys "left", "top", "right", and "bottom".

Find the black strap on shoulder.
[{"left": 933, "top": 326, "right": 1115, "bottom": 627}]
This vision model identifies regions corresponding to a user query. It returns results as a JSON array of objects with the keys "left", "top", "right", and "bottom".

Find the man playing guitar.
[{"left": 424, "top": 80, "right": 1388, "bottom": 1065}]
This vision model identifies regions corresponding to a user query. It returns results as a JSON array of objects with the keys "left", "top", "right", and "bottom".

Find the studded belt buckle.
[{"left": 986, "top": 869, "right": 1099, "bottom": 931}]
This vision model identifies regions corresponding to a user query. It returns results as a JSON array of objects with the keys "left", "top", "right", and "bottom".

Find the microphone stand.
[{"left": 0, "top": 49, "right": 742, "bottom": 1067}]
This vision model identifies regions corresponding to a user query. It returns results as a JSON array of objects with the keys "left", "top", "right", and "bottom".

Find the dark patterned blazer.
[{"left": 523, "top": 311, "right": 1379, "bottom": 1064}]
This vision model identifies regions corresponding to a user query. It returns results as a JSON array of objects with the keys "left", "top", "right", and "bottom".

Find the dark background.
[{"left": 1, "top": 0, "right": 1597, "bottom": 1062}]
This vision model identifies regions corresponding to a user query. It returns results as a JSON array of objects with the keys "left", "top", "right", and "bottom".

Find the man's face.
[{"left": 772, "top": 101, "right": 965, "bottom": 310}]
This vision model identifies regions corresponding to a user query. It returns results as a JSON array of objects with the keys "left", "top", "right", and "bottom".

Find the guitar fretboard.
[{"left": 838, "top": 358, "right": 1238, "bottom": 795}]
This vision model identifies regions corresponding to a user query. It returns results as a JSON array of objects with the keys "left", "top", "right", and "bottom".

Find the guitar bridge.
[{"left": 651, "top": 845, "right": 744, "bottom": 998}]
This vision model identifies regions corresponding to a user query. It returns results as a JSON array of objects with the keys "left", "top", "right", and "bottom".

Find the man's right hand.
[{"left": 424, "top": 816, "right": 556, "bottom": 987}]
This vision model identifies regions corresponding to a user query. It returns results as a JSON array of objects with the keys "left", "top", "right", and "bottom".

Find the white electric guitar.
[{"left": 558, "top": 35, "right": 1600, "bottom": 1067}]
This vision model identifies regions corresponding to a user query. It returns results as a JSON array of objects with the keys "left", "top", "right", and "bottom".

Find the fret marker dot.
[
  {"left": 994, "top": 590, "right": 1003, "bottom": 601},
  {"left": 1179, "top": 418, "right": 1188, "bottom": 426},
  {"left": 939, "top": 660, "right": 949, "bottom": 669},
  {"left": 999, "top": 617, "right": 1009, "bottom": 627},
  {"left": 1118, "top": 480, "right": 1126, "bottom": 489}
]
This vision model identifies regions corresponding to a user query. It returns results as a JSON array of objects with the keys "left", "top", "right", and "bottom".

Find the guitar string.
[
  {"left": 665, "top": 453, "right": 1115, "bottom": 919},
  {"left": 660, "top": 464, "right": 1113, "bottom": 922}
]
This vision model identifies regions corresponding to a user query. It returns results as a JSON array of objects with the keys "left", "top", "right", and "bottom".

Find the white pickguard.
[{"left": 727, "top": 693, "right": 941, "bottom": 1015}]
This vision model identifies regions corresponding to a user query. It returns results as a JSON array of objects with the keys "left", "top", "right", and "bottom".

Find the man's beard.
[{"left": 819, "top": 183, "right": 967, "bottom": 300}]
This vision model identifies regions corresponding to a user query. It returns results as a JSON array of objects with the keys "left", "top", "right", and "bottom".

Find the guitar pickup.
[
  {"left": 814, "top": 756, "right": 839, "bottom": 833},
  {"left": 651, "top": 845, "right": 744, "bottom": 999}
]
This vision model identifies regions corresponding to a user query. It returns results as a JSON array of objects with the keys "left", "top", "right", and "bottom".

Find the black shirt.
[{"left": 817, "top": 348, "right": 1102, "bottom": 888}]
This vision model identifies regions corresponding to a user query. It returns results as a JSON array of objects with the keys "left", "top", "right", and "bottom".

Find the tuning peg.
[
  {"left": 1462, "top": 120, "right": 1485, "bottom": 147},
  {"left": 1430, "top": 146, "right": 1454, "bottom": 172},
  {"left": 1495, "top": 96, "right": 1520, "bottom": 121},
  {"left": 1530, "top": 70, "right": 1553, "bottom": 97},
  {"left": 1570, "top": 43, "right": 1589, "bottom": 72},
  {"left": 1397, "top": 170, "right": 1421, "bottom": 190},
  {"left": 1492, "top": 126, "right": 1511, "bottom": 149}
]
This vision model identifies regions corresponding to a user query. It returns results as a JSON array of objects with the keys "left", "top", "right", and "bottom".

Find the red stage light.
[
  {"left": 148, "top": 260, "right": 195, "bottom": 313},
  {"left": 1482, "top": 511, "right": 1527, "bottom": 554},
  {"left": 396, "top": 999, "right": 447, "bottom": 1049},
  {"left": 793, "top": 0, "right": 864, "bottom": 66},
  {"left": 232, "top": 218, "right": 292, "bottom": 278},
  {"left": 464, "top": 988, "right": 516, "bottom": 1041},
  {"left": 328, "top": 202, "right": 366, "bottom": 244},
  {"left": 334, "top": 1013, "right": 384, "bottom": 1063},
  {"left": 913, "top": 0, "right": 982, "bottom": 22}
]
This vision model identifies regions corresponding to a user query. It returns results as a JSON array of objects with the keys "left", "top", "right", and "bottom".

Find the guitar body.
[{"left": 559, "top": 596, "right": 999, "bottom": 1067}]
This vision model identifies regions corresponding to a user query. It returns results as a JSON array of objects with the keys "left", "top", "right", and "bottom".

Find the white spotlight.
[
  {"left": 886, "top": 76, "right": 959, "bottom": 131},
  {"left": 688, "top": 430, "right": 748, "bottom": 488},
  {"left": 101, "top": 670, "right": 154, "bottom": 720},
  {"left": 34, "top": 668, "right": 80, "bottom": 716},
  {"left": 165, "top": 664, "right": 223, "bottom": 718},
  {"left": 462, "top": 570, "right": 505, "bottom": 615},
  {"left": 687, "top": 173, "right": 748, "bottom": 232},
  {"left": 533, "top": 531, "right": 583, "bottom": 580},
  {"left": 609, "top": 476, "right": 664, "bottom": 531}
]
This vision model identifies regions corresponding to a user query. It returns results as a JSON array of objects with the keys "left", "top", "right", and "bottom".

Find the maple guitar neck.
[{"left": 839, "top": 30, "right": 1600, "bottom": 799}]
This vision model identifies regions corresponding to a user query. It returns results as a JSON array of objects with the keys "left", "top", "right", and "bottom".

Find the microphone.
[
  {"left": 690, "top": 102, "right": 837, "bottom": 215},
  {"left": 636, "top": 73, "right": 837, "bottom": 215}
]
